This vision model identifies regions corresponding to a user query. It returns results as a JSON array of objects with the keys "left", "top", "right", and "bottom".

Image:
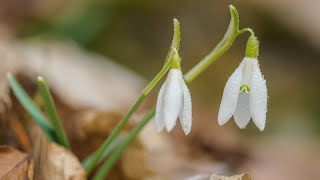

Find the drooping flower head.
[
  {"left": 218, "top": 34, "right": 268, "bottom": 131},
  {"left": 155, "top": 52, "right": 192, "bottom": 135}
]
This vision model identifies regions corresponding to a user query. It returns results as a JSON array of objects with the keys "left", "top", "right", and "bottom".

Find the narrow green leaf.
[
  {"left": 37, "top": 76, "right": 71, "bottom": 149},
  {"left": 7, "top": 73, "right": 55, "bottom": 141}
]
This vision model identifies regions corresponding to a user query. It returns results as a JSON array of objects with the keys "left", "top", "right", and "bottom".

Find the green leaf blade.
[
  {"left": 7, "top": 73, "right": 55, "bottom": 141},
  {"left": 37, "top": 76, "right": 71, "bottom": 149}
]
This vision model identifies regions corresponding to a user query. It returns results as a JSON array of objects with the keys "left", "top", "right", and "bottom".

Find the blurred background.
[{"left": 1, "top": 0, "right": 320, "bottom": 179}]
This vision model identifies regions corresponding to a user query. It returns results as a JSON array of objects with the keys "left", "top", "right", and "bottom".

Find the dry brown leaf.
[
  {"left": 0, "top": 145, "right": 33, "bottom": 180},
  {"left": 69, "top": 111, "right": 157, "bottom": 179},
  {"left": 209, "top": 173, "right": 251, "bottom": 180},
  {"left": 0, "top": 39, "right": 158, "bottom": 179},
  {"left": 186, "top": 173, "right": 252, "bottom": 180},
  {"left": 31, "top": 126, "right": 86, "bottom": 180}
]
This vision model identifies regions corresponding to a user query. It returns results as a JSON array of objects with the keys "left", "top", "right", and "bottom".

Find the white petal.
[
  {"left": 179, "top": 81, "right": 192, "bottom": 135},
  {"left": 233, "top": 92, "right": 251, "bottom": 129},
  {"left": 249, "top": 59, "right": 268, "bottom": 131},
  {"left": 162, "top": 69, "right": 183, "bottom": 132},
  {"left": 218, "top": 61, "right": 245, "bottom": 125},
  {"left": 155, "top": 81, "right": 166, "bottom": 132}
]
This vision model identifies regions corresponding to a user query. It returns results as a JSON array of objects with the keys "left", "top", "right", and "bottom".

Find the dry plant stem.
[
  {"left": 93, "top": 5, "right": 257, "bottom": 179},
  {"left": 83, "top": 19, "right": 181, "bottom": 173}
]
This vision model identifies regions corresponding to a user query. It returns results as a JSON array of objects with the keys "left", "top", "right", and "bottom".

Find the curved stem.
[
  {"left": 93, "top": 5, "right": 252, "bottom": 179},
  {"left": 184, "top": 5, "right": 239, "bottom": 83},
  {"left": 83, "top": 20, "right": 181, "bottom": 173},
  {"left": 83, "top": 57, "right": 173, "bottom": 172},
  {"left": 237, "top": 28, "right": 254, "bottom": 36}
]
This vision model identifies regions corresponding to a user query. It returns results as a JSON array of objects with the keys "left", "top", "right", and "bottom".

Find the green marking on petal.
[{"left": 240, "top": 84, "right": 250, "bottom": 93}]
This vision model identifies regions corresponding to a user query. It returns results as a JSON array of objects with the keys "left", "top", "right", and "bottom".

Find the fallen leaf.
[
  {"left": 31, "top": 126, "right": 86, "bottom": 180},
  {"left": 0, "top": 145, "right": 33, "bottom": 179},
  {"left": 210, "top": 173, "right": 251, "bottom": 180}
]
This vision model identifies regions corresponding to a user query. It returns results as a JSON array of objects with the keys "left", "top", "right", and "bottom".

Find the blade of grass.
[
  {"left": 7, "top": 73, "right": 55, "bottom": 141},
  {"left": 37, "top": 76, "right": 71, "bottom": 149}
]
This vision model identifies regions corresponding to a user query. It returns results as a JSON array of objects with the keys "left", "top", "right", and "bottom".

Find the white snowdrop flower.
[
  {"left": 218, "top": 35, "right": 268, "bottom": 131},
  {"left": 155, "top": 54, "right": 192, "bottom": 135}
]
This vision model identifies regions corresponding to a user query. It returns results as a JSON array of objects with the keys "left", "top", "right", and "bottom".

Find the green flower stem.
[
  {"left": 83, "top": 54, "right": 175, "bottom": 172},
  {"left": 93, "top": 108, "right": 155, "bottom": 180},
  {"left": 84, "top": 64, "right": 167, "bottom": 172},
  {"left": 237, "top": 28, "right": 254, "bottom": 36},
  {"left": 83, "top": 20, "right": 181, "bottom": 173},
  {"left": 82, "top": 135, "right": 126, "bottom": 166},
  {"left": 142, "top": 52, "right": 177, "bottom": 96},
  {"left": 93, "top": 5, "right": 256, "bottom": 179},
  {"left": 37, "top": 77, "right": 71, "bottom": 149},
  {"left": 82, "top": 93, "right": 145, "bottom": 172}
]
